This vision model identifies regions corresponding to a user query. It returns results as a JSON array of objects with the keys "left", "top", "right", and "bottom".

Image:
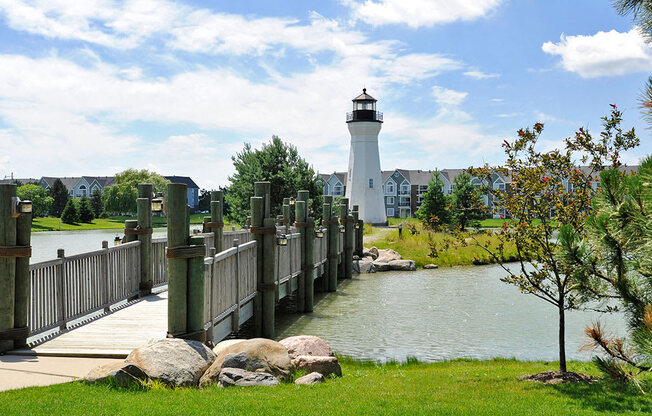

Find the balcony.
[
  {"left": 399, "top": 199, "right": 411, "bottom": 207},
  {"left": 346, "top": 110, "right": 383, "bottom": 123}
]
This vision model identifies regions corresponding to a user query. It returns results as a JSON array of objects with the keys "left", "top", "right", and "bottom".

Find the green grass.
[
  {"left": 31, "top": 214, "right": 237, "bottom": 232},
  {"left": 368, "top": 222, "right": 518, "bottom": 268},
  {"left": 1, "top": 358, "right": 650, "bottom": 415}
]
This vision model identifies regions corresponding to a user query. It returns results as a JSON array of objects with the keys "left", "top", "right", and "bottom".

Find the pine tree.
[
  {"left": 61, "top": 199, "right": 79, "bottom": 224},
  {"left": 415, "top": 170, "right": 450, "bottom": 229},
  {"left": 90, "top": 188, "right": 103, "bottom": 218},
  {"left": 79, "top": 196, "right": 95, "bottom": 223},
  {"left": 450, "top": 172, "right": 485, "bottom": 231},
  {"left": 50, "top": 179, "right": 69, "bottom": 217}
]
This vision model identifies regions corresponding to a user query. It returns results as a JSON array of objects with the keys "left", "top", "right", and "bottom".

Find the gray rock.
[
  {"left": 372, "top": 261, "right": 391, "bottom": 272},
  {"left": 363, "top": 247, "right": 379, "bottom": 260},
  {"left": 354, "top": 257, "right": 376, "bottom": 273},
  {"left": 424, "top": 264, "right": 438, "bottom": 269},
  {"left": 199, "top": 338, "right": 293, "bottom": 387},
  {"left": 295, "top": 372, "right": 325, "bottom": 385},
  {"left": 279, "top": 335, "right": 335, "bottom": 360},
  {"left": 376, "top": 248, "right": 402, "bottom": 263},
  {"left": 292, "top": 355, "right": 342, "bottom": 378},
  {"left": 222, "top": 352, "right": 249, "bottom": 369},
  {"left": 388, "top": 259, "right": 416, "bottom": 271},
  {"left": 218, "top": 368, "right": 279, "bottom": 387},
  {"left": 125, "top": 338, "right": 216, "bottom": 387}
]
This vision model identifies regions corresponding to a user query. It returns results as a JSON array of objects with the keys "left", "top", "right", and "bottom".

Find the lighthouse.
[{"left": 345, "top": 89, "right": 387, "bottom": 225}]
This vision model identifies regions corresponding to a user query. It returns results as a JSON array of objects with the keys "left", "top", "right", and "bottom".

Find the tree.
[
  {"left": 197, "top": 189, "right": 211, "bottom": 212},
  {"left": 451, "top": 106, "right": 638, "bottom": 373},
  {"left": 415, "top": 170, "right": 450, "bottom": 229},
  {"left": 560, "top": 159, "right": 651, "bottom": 389},
  {"left": 50, "top": 179, "right": 69, "bottom": 217},
  {"left": 90, "top": 188, "right": 103, "bottom": 218},
  {"left": 226, "top": 136, "right": 321, "bottom": 224},
  {"left": 61, "top": 199, "right": 79, "bottom": 224},
  {"left": 78, "top": 196, "right": 94, "bottom": 223},
  {"left": 450, "top": 172, "right": 485, "bottom": 231},
  {"left": 102, "top": 184, "right": 138, "bottom": 215},
  {"left": 17, "top": 184, "right": 53, "bottom": 217},
  {"left": 114, "top": 169, "right": 169, "bottom": 195}
]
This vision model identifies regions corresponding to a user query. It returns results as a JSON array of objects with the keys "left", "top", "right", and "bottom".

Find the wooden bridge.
[{"left": 2, "top": 183, "right": 359, "bottom": 358}]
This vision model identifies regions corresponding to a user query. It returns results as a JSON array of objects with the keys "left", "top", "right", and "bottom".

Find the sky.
[{"left": 0, "top": 0, "right": 650, "bottom": 189}]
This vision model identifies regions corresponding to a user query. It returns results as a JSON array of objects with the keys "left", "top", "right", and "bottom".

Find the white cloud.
[
  {"left": 542, "top": 27, "right": 652, "bottom": 78},
  {"left": 464, "top": 70, "right": 500, "bottom": 79},
  {"left": 346, "top": 0, "right": 502, "bottom": 28},
  {"left": 431, "top": 86, "right": 467, "bottom": 106}
]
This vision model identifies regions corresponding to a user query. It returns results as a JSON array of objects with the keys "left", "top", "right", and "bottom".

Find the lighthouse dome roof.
[{"left": 352, "top": 88, "right": 377, "bottom": 102}]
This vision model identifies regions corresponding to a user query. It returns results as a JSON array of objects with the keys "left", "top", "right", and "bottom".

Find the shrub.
[{"left": 61, "top": 200, "right": 80, "bottom": 224}]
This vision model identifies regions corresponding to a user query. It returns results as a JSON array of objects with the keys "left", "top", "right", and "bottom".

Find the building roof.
[
  {"left": 352, "top": 88, "right": 376, "bottom": 102},
  {"left": 164, "top": 176, "right": 199, "bottom": 189},
  {"left": 41, "top": 176, "right": 80, "bottom": 190}
]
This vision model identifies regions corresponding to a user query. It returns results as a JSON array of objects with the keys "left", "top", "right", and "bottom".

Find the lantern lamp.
[
  {"left": 11, "top": 197, "right": 32, "bottom": 218},
  {"left": 315, "top": 229, "right": 324, "bottom": 238},
  {"left": 339, "top": 224, "right": 345, "bottom": 233},
  {"left": 151, "top": 197, "right": 163, "bottom": 213},
  {"left": 114, "top": 236, "right": 121, "bottom": 246},
  {"left": 289, "top": 197, "right": 296, "bottom": 206},
  {"left": 277, "top": 234, "right": 288, "bottom": 246}
]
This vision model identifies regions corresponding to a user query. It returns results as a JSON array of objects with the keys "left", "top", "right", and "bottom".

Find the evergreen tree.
[
  {"left": 61, "top": 199, "right": 79, "bottom": 224},
  {"left": 415, "top": 170, "right": 450, "bottom": 229},
  {"left": 450, "top": 172, "right": 485, "bottom": 231},
  {"left": 226, "top": 136, "right": 321, "bottom": 224},
  {"left": 50, "top": 179, "right": 69, "bottom": 217},
  {"left": 90, "top": 188, "right": 103, "bottom": 217},
  {"left": 79, "top": 196, "right": 95, "bottom": 223}
]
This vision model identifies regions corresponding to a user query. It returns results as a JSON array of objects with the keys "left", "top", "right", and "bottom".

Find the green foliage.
[
  {"left": 450, "top": 172, "right": 486, "bottom": 231},
  {"left": 61, "top": 199, "right": 79, "bottom": 224},
  {"left": 415, "top": 170, "right": 450, "bottom": 228},
  {"left": 78, "top": 196, "right": 94, "bottom": 223},
  {"left": 90, "top": 189, "right": 103, "bottom": 217},
  {"left": 17, "top": 184, "right": 52, "bottom": 217},
  {"left": 226, "top": 136, "right": 321, "bottom": 224},
  {"left": 102, "top": 184, "right": 138, "bottom": 215},
  {"left": 49, "top": 178, "right": 69, "bottom": 217},
  {"left": 114, "top": 169, "right": 169, "bottom": 195}
]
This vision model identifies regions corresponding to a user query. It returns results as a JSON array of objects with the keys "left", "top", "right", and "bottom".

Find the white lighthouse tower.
[{"left": 345, "top": 89, "right": 387, "bottom": 225}]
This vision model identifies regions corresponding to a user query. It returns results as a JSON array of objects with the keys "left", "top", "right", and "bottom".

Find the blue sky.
[{"left": 0, "top": 0, "right": 650, "bottom": 189}]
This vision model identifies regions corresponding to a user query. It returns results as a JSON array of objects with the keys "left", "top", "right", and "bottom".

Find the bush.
[{"left": 61, "top": 200, "right": 80, "bottom": 224}]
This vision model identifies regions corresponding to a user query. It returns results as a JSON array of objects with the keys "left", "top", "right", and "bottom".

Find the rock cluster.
[
  {"left": 85, "top": 335, "right": 341, "bottom": 389},
  {"left": 354, "top": 247, "right": 417, "bottom": 273}
]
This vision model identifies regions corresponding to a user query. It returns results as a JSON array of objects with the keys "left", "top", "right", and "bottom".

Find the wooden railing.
[
  {"left": 276, "top": 233, "right": 302, "bottom": 296},
  {"left": 203, "top": 240, "right": 257, "bottom": 343},
  {"left": 28, "top": 241, "right": 141, "bottom": 338}
]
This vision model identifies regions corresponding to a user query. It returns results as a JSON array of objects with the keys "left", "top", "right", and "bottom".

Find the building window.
[
  {"left": 78, "top": 185, "right": 87, "bottom": 198},
  {"left": 386, "top": 182, "right": 394, "bottom": 194},
  {"left": 334, "top": 184, "right": 343, "bottom": 196},
  {"left": 386, "top": 196, "right": 395, "bottom": 205},
  {"left": 418, "top": 185, "right": 428, "bottom": 194},
  {"left": 369, "top": 178, "right": 373, "bottom": 188},
  {"left": 400, "top": 184, "right": 409, "bottom": 194},
  {"left": 387, "top": 208, "right": 395, "bottom": 217}
]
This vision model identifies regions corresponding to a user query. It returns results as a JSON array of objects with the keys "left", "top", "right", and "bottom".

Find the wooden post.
[
  {"left": 13, "top": 209, "right": 31, "bottom": 348},
  {"left": 187, "top": 235, "right": 205, "bottom": 338},
  {"left": 232, "top": 239, "right": 240, "bottom": 332},
  {"left": 255, "top": 182, "right": 271, "bottom": 217},
  {"left": 352, "top": 206, "right": 360, "bottom": 256},
  {"left": 262, "top": 217, "right": 276, "bottom": 338},
  {"left": 340, "top": 198, "right": 353, "bottom": 279},
  {"left": 210, "top": 191, "right": 224, "bottom": 254},
  {"left": 304, "top": 210, "right": 315, "bottom": 313},
  {"left": 295, "top": 199, "right": 306, "bottom": 312},
  {"left": 324, "top": 196, "right": 338, "bottom": 291},
  {"left": 167, "top": 183, "right": 188, "bottom": 337},
  {"left": 124, "top": 220, "right": 138, "bottom": 243},
  {"left": 101, "top": 241, "right": 110, "bottom": 312},
  {"left": 250, "top": 196, "right": 264, "bottom": 337},
  {"left": 202, "top": 216, "right": 211, "bottom": 234},
  {"left": 56, "top": 249, "right": 67, "bottom": 330},
  {"left": 358, "top": 219, "right": 364, "bottom": 257},
  {"left": 137, "top": 183, "right": 153, "bottom": 296},
  {"left": 0, "top": 184, "right": 17, "bottom": 352},
  {"left": 282, "top": 200, "right": 290, "bottom": 234},
  {"left": 321, "top": 200, "right": 331, "bottom": 292}
]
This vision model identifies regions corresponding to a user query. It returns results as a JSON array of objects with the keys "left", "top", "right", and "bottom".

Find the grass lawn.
[
  {"left": 0, "top": 358, "right": 650, "bottom": 415},
  {"left": 368, "top": 221, "right": 518, "bottom": 268},
  {"left": 31, "top": 214, "right": 237, "bottom": 232}
]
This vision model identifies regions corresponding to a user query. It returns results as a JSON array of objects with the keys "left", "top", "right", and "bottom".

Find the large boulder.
[
  {"left": 372, "top": 261, "right": 391, "bottom": 272},
  {"left": 279, "top": 335, "right": 334, "bottom": 360},
  {"left": 85, "top": 361, "right": 126, "bottom": 384},
  {"left": 212, "top": 339, "right": 246, "bottom": 356},
  {"left": 199, "top": 338, "right": 293, "bottom": 387},
  {"left": 218, "top": 368, "right": 279, "bottom": 387},
  {"left": 363, "top": 247, "right": 379, "bottom": 260},
  {"left": 295, "top": 372, "right": 325, "bottom": 385},
  {"left": 389, "top": 259, "right": 416, "bottom": 271},
  {"left": 125, "top": 338, "right": 216, "bottom": 387},
  {"left": 353, "top": 257, "right": 376, "bottom": 274},
  {"left": 292, "top": 355, "right": 342, "bottom": 378},
  {"left": 376, "top": 249, "right": 402, "bottom": 263}
]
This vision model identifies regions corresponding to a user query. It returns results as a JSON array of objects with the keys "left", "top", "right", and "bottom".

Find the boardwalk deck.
[{"left": 13, "top": 292, "right": 168, "bottom": 358}]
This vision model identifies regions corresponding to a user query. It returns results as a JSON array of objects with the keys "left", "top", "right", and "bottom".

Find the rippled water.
[{"left": 276, "top": 266, "right": 627, "bottom": 363}]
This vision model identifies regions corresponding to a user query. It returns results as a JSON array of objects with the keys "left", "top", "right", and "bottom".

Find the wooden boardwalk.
[{"left": 13, "top": 292, "right": 168, "bottom": 358}]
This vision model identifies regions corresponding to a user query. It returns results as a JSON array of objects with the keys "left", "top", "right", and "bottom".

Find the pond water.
[{"left": 276, "top": 265, "right": 627, "bottom": 363}]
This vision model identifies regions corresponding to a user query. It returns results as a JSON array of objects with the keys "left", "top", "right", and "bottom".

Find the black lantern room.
[{"left": 346, "top": 88, "right": 383, "bottom": 123}]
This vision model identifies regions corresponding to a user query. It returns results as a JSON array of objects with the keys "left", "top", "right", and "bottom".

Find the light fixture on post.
[
  {"left": 276, "top": 234, "right": 288, "bottom": 246},
  {"left": 11, "top": 197, "right": 32, "bottom": 218},
  {"left": 114, "top": 236, "right": 122, "bottom": 246},
  {"left": 355, "top": 222, "right": 361, "bottom": 230},
  {"left": 315, "top": 228, "right": 324, "bottom": 238},
  {"left": 151, "top": 196, "right": 163, "bottom": 213},
  {"left": 339, "top": 224, "right": 345, "bottom": 233},
  {"left": 289, "top": 197, "right": 296, "bottom": 206}
]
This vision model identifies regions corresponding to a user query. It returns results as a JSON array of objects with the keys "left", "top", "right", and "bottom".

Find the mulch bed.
[{"left": 519, "top": 371, "right": 599, "bottom": 384}]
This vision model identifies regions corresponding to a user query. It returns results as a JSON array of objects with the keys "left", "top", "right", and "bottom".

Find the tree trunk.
[{"left": 558, "top": 299, "right": 567, "bottom": 373}]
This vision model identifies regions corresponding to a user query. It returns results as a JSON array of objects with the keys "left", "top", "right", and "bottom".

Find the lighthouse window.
[{"left": 369, "top": 179, "right": 373, "bottom": 188}]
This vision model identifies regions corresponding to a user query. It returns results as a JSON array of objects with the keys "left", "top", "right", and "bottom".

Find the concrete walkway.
[{"left": 0, "top": 355, "right": 123, "bottom": 391}]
